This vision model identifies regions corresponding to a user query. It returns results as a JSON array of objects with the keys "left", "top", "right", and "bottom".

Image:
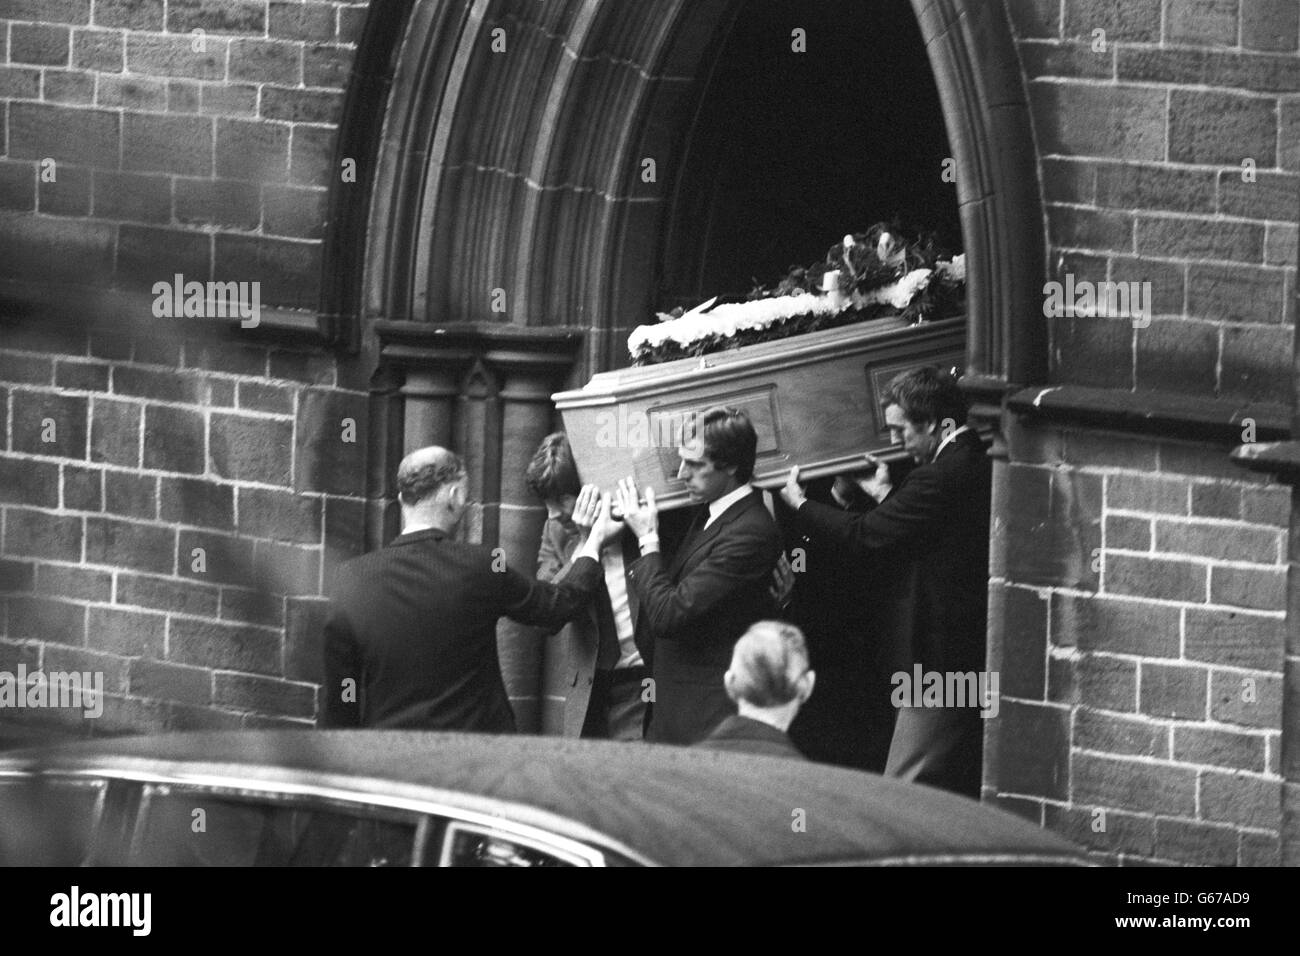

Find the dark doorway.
[{"left": 659, "top": 0, "right": 960, "bottom": 309}]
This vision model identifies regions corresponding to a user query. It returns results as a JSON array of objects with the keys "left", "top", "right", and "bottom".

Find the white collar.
[
  {"left": 707, "top": 482, "right": 753, "bottom": 525},
  {"left": 934, "top": 424, "right": 972, "bottom": 460}
]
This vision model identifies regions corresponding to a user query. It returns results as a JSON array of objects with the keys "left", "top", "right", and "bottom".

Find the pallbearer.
[
  {"left": 780, "top": 367, "right": 991, "bottom": 797},
  {"left": 616, "top": 407, "right": 783, "bottom": 745}
]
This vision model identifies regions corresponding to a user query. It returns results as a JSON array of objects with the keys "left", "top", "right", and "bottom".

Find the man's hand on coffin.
[
  {"left": 570, "top": 484, "right": 602, "bottom": 545},
  {"left": 615, "top": 476, "right": 657, "bottom": 539},
  {"left": 575, "top": 489, "right": 623, "bottom": 561},
  {"left": 857, "top": 454, "right": 892, "bottom": 503},
  {"left": 779, "top": 466, "right": 808, "bottom": 510}
]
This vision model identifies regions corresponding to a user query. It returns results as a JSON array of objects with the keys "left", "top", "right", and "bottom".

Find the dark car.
[{"left": 0, "top": 731, "right": 1086, "bottom": 866}]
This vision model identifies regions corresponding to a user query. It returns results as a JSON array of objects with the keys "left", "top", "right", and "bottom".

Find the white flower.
[
  {"left": 628, "top": 291, "right": 848, "bottom": 357},
  {"left": 631, "top": 264, "right": 953, "bottom": 357},
  {"left": 936, "top": 254, "right": 966, "bottom": 283},
  {"left": 842, "top": 234, "right": 854, "bottom": 249},
  {"left": 854, "top": 268, "right": 934, "bottom": 310}
]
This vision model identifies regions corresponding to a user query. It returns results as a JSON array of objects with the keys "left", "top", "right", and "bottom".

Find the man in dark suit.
[
  {"left": 320, "top": 446, "right": 621, "bottom": 731},
  {"left": 779, "top": 366, "right": 991, "bottom": 797},
  {"left": 695, "top": 620, "right": 814, "bottom": 760},
  {"left": 777, "top": 474, "right": 900, "bottom": 773},
  {"left": 615, "top": 406, "right": 783, "bottom": 745},
  {"left": 527, "top": 433, "right": 648, "bottom": 739}
]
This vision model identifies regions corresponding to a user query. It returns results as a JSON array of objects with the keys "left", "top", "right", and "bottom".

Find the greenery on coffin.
[{"left": 630, "top": 223, "right": 966, "bottom": 366}]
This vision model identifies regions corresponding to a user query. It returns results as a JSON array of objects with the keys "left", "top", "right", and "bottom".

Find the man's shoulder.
[
  {"left": 722, "top": 490, "right": 779, "bottom": 533},
  {"left": 698, "top": 716, "right": 804, "bottom": 758},
  {"left": 335, "top": 535, "right": 494, "bottom": 577},
  {"left": 925, "top": 431, "right": 990, "bottom": 478}
]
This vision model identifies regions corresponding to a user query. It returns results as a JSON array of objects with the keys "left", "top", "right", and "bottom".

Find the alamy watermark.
[
  {"left": 1042, "top": 275, "right": 1151, "bottom": 328},
  {"left": 890, "top": 665, "right": 999, "bottom": 719},
  {"left": 151, "top": 273, "right": 261, "bottom": 328},
  {"left": 594, "top": 408, "right": 700, "bottom": 449},
  {"left": 50, "top": 886, "right": 151, "bottom": 936},
  {"left": 0, "top": 665, "right": 103, "bottom": 719}
]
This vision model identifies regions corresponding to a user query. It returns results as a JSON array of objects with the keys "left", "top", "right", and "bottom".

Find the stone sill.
[{"left": 1007, "top": 383, "right": 1292, "bottom": 444}]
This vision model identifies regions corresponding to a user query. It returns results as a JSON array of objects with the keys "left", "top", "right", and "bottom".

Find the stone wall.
[
  {"left": 987, "top": 0, "right": 1298, "bottom": 865},
  {"left": 0, "top": 0, "right": 373, "bottom": 732}
]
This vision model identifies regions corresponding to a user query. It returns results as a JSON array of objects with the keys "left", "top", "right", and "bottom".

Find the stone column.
[{"left": 373, "top": 321, "right": 583, "bottom": 731}]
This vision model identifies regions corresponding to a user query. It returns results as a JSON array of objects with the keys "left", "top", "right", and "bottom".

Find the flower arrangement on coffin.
[{"left": 629, "top": 223, "right": 965, "bottom": 366}]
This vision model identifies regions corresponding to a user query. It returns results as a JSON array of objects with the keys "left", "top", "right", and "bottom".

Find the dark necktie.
[{"left": 669, "top": 506, "right": 709, "bottom": 576}]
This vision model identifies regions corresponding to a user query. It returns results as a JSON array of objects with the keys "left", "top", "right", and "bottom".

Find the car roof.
[{"left": 0, "top": 730, "right": 1085, "bottom": 866}]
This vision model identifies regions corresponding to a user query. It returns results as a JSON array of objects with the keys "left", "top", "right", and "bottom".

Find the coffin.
[{"left": 553, "top": 316, "right": 965, "bottom": 511}]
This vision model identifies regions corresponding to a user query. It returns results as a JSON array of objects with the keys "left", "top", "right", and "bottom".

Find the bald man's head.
[
  {"left": 724, "top": 621, "right": 815, "bottom": 729},
  {"left": 400, "top": 447, "right": 473, "bottom": 522}
]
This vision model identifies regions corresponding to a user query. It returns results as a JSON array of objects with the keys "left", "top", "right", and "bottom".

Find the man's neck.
[
  {"left": 933, "top": 423, "right": 971, "bottom": 461},
  {"left": 735, "top": 701, "right": 797, "bottom": 733},
  {"left": 401, "top": 513, "right": 455, "bottom": 536},
  {"left": 707, "top": 481, "right": 750, "bottom": 514}
]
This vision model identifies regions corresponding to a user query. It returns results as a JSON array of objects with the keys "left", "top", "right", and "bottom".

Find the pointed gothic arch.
[{"left": 339, "top": 0, "right": 1048, "bottom": 733}]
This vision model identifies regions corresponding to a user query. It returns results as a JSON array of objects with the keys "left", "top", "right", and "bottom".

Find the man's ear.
[
  {"left": 723, "top": 669, "right": 739, "bottom": 703},
  {"left": 799, "top": 670, "right": 816, "bottom": 704},
  {"left": 923, "top": 418, "right": 939, "bottom": 435}
]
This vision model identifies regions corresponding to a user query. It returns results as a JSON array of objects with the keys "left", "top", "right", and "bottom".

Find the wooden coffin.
[{"left": 553, "top": 316, "right": 965, "bottom": 511}]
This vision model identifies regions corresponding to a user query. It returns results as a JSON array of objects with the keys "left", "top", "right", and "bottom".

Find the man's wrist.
[{"left": 637, "top": 531, "right": 660, "bottom": 554}]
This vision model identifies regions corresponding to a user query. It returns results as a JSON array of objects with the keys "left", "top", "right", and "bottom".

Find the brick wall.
[
  {"left": 991, "top": 422, "right": 1289, "bottom": 864},
  {"left": 0, "top": 325, "right": 371, "bottom": 732},
  {"left": 0, "top": 0, "right": 373, "bottom": 733},
  {"left": 0, "top": 0, "right": 368, "bottom": 306},
  {"left": 1012, "top": 0, "right": 1297, "bottom": 399},
  {"left": 990, "top": 0, "right": 1298, "bottom": 865}
]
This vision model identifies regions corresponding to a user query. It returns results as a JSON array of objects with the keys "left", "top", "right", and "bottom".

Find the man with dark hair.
[
  {"left": 524, "top": 432, "right": 581, "bottom": 506},
  {"left": 526, "top": 433, "right": 648, "bottom": 740},
  {"left": 779, "top": 366, "right": 991, "bottom": 797},
  {"left": 616, "top": 406, "right": 783, "bottom": 745},
  {"left": 695, "top": 620, "right": 814, "bottom": 760},
  {"left": 321, "top": 445, "right": 622, "bottom": 731}
]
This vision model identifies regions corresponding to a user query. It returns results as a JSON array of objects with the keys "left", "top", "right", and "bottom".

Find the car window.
[
  {"left": 0, "top": 777, "right": 105, "bottom": 866},
  {"left": 438, "top": 821, "right": 593, "bottom": 867},
  {"left": 128, "top": 784, "right": 420, "bottom": 867}
]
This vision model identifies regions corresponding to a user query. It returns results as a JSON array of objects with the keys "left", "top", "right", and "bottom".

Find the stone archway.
[
  {"left": 359, "top": 0, "right": 1044, "bottom": 389},
  {"left": 351, "top": 0, "right": 1047, "bottom": 732}
]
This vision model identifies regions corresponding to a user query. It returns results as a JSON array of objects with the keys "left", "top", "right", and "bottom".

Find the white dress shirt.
[
  {"left": 601, "top": 547, "right": 643, "bottom": 668},
  {"left": 705, "top": 482, "right": 753, "bottom": 529}
]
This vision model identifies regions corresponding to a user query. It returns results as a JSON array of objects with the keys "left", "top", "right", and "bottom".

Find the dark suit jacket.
[
  {"left": 776, "top": 477, "right": 900, "bottom": 773},
  {"left": 321, "top": 526, "right": 602, "bottom": 731},
  {"left": 627, "top": 489, "right": 782, "bottom": 745},
  {"left": 794, "top": 429, "right": 991, "bottom": 676},
  {"left": 695, "top": 715, "right": 806, "bottom": 760}
]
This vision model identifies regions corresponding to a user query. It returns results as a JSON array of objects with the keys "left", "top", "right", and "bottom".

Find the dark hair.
[
  {"left": 882, "top": 365, "right": 969, "bottom": 429},
  {"left": 695, "top": 406, "right": 758, "bottom": 483},
  {"left": 397, "top": 449, "right": 466, "bottom": 506},
  {"left": 524, "top": 432, "right": 581, "bottom": 501},
  {"left": 730, "top": 621, "right": 810, "bottom": 707}
]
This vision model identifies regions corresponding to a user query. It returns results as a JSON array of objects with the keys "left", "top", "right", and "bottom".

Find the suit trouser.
[
  {"left": 884, "top": 705, "right": 984, "bottom": 799},
  {"left": 581, "top": 666, "right": 649, "bottom": 741}
]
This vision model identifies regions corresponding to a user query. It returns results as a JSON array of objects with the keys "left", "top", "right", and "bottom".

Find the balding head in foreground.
[{"left": 724, "top": 620, "right": 816, "bottom": 733}]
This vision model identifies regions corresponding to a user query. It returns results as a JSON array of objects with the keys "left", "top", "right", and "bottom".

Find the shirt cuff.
[{"left": 637, "top": 532, "right": 660, "bottom": 553}]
